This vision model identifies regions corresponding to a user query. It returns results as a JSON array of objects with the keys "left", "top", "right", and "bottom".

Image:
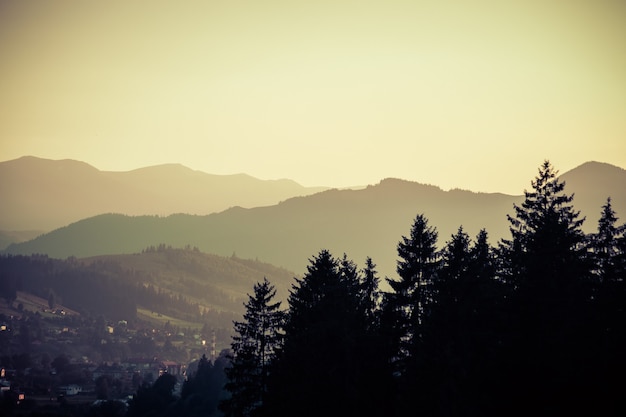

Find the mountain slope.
[
  {"left": 4, "top": 161, "right": 624, "bottom": 279},
  {"left": 559, "top": 161, "right": 626, "bottom": 221},
  {"left": 0, "top": 230, "right": 41, "bottom": 250},
  {"left": 0, "top": 156, "right": 328, "bottom": 231},
  {"left": 81, "top": 247, "right": 295, "bottom": 313},
  {"left": 0, "top": 248, "right": 295, "bottom": 324},
  {"left": 2, "top": 181, "right": 520, "bottom": 280}
]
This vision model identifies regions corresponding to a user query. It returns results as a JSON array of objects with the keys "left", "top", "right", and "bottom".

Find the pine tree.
[
  {"left": 385, "top": 213, "right": 440, "bottom": 377},
  {"left": 587, "top": 197, "right": 626, "bottom": 414},
  {"left": 501, "top": 160, "right": 588, "bottom": 293},
  {"left": 429, "top": 227, "right": 506, "bottom": 416},
  {"left": 266, "top": 250, "right": 386, "bottom": 417},
  {"left": 182, "top": 352, "right": 230, "bottom": 416},
  {"left": 356, "top": 256, "right": 396, "bottom": 415},
  {"left": 469, "top": 229, "right": 496, "bottom": 283},
  {"left": 418, "top": 226, "right": 471, "bottom": 416},
  {"left": 498, "top": 160, "right": 593, "bottom": 414},
  {"left": 591, "top": 197, "right": 626, "bottom": 282},
  {"left": 435, "top": 226, "right": 472, "bottom": 333},
  {"left": 360, "top": 256, "right": 381, "bottom": 329},
  {"left": 432, "top": 225, "right": 472, "bottom": 348},
  {"left": 222, "top": 278, "right": 284, "bottom": 417},
  {"left": 127, "top": 373, "right": 178, "bottom": 417},
  {"left": 381, "top": 214, "right": 440, "bottom": 415},
  {"left": 436, "top": 226, "right": 473, "bottom": 331}
]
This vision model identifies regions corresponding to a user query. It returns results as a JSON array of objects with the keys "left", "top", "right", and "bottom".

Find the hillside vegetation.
[
  {"left": 5, "top": 161, "right": 625, "bottom": 279},
  {"left": 0, "top": 246, "right": 296, "bottom": 328}
]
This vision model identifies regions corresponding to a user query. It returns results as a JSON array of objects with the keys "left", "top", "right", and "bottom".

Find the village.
[{"left": 0, "top": 292, "right": 230, "bottom": 410}]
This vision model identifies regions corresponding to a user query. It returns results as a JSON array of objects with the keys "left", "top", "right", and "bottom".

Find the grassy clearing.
[
  {"left": 136, "top": 307, "right": 204, "bottom": 331},
  {"left": 0, "top": 291, "right": 79, "bottom": 319}
]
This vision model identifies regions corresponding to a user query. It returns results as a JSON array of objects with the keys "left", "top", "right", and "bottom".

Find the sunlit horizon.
[
  {"left": 3, "top": 154, "right": 624, "bottom": 196},
  {"left": 1, "top": 0, "right": 625, "bottom": 195}
]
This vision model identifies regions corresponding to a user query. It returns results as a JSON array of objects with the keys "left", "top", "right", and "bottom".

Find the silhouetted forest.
[
  {"left": 217, "top": 161, "right": 625, "bottom": 417},
  {"left": 2, "top": 161, "right": 625, "bottom": 416}
]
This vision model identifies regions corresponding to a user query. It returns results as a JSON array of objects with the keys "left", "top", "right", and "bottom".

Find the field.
[
  {"left": 136, "top": 307, "right": 204, "bottom": 331},
  {"left": 0, "top": 291, "right": 79, "bottom": 319}
]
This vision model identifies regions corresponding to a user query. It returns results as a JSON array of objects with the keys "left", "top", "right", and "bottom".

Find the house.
[
  {"left": 121, "top": 358, "right": 184, "bottom": 378},
  {"left": 58, "top": 384, "right": 82, "bottom": 396},
  {"left": 92, "top": 364, "right": 126, "bottom": 381},
  {"left": 161, "top": 361, "right": 183, "bottom": 376},
  {"left": 0, "top": 379, "right": 11, "bottom": 392}
]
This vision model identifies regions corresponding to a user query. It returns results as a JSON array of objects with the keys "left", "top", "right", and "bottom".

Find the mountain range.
[
  {"left": 0, "top": 156, "right": 329, "bottom": 232},
  {"left": 3, "top": 158, "right": 624, "bottom": 280}
]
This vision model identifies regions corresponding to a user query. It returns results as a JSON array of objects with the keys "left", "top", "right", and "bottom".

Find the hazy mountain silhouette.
[
  {"left": 0, "top": 230, "right": 41, "bottom": 251},
  {"left": 5, "top": 160, "right": 623, "bottom": 279},
  {"left": 558, "top": 161, "right": 626, "bottom": 221},
  {"left": 0, "top": 156, "right": 329, "bottom": 232}
]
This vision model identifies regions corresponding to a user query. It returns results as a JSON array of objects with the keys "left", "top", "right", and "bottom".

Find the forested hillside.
[
  {"left": 0, "top": 246, "right": 295, "bottom": 326},
  {"left": 5, "top": 161, "right": 625, "bottom": 280},
  {"left": 211, "top": 161, "right": 626, "bottom": 417},
  {"left": 1, "top": 161, "right": 625, "bottom": 417}
]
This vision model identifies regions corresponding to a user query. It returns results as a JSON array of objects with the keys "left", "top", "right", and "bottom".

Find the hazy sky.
[{"left": 1, "top": 0, "right": 624, "bottom": 194}]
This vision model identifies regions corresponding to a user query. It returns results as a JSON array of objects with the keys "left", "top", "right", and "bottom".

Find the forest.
[
  {"left": 214, "top": 161, "right": 626, "bottom": 417},
  {"left": 2, "top": 160, "right": 625, "bottom": 417},
  {"left": 0, "top": 251, "right": 238, "bottom": 332}
]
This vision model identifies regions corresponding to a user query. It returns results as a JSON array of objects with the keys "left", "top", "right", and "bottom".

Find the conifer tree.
[
  {"left": 268, "top": 250, "right": 356, "bottom": 417},
  {"left": 499, "top": 160, "right": 593, "bottom": 414},
  {"left": 467, "top": 229, "right": 504, "bottom": 334},
  {"left": 436, "top": 226, "right": 472, "bottom": 330},
  {"left": 385, "top": 213, "right": 440, "bottom": 376},
  {"left": 429, "top": 227, "right": 506, "bottom": 416},
  {"left": 469, "top": 229, "right": 496, "bottom": 282},
  {"left": 360, "top": 256, "right": 381, "bottom": 328},
  {"left": 591, "top": 197, "right": 626, "bottom": 282},
  {"left": 435, "top": 226, "right": 472, "bottom": 332},
  {"left": 127, "top": 373, "right": 178, "bottom": 417},
  {"left": 587, "top": 197, "right": 626, "bottom": 413},
  {"left": 266, "top": 250, "right": 387, "bottom": 417},
  {"left": 420, "top": 226, "right": 472, "bottom": 415},
  {"left": 222, "top": 278, "right": 284, "bottom": 417},
  {"left": 381, "top": 214, "right": 440, "bottom": 415},
  {"left": 501, "top": 160, "right": 588, "bottom": 293},
  {"left": 180, "top": 352, "right": 230, "bottom": 416},
  {"left": 356, "top": 256, "right": 396, "bottom": 415}
]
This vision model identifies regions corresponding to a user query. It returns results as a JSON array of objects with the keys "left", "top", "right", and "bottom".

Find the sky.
[{"left": 0, "top": 0, "right": 625, "bottom": 194}]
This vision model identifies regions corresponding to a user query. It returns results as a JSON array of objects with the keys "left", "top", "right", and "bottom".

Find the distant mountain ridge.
[
  {"left": 0, "top": 156, "right": 329, "bottom": 232},
  {"left": 5, "top": 160, "right": 624, "bottom": 280}
]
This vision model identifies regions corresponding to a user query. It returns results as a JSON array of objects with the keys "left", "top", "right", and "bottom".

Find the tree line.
[
  {"left": 216, "top": 160, "right": 625, "bottom": 417},
  {"left": 3, "top": 160, "right": 624, "bottom": 416},
  {"left": 0, "top": 252, "right": 235, "bottom": 327}
]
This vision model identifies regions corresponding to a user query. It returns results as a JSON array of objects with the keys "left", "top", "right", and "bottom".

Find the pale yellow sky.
[{"left": 1, "top": 0, "right": 624, "bottom": 194}]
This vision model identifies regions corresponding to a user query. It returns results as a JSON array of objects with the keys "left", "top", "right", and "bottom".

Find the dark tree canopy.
[
  {"left": 385, "top": 214, "right": 440, "bottom": 377},
  {"left": 502, "top": 159, "right": 588, "bottom": 293},
  {"left": 496, "top": 160, "right": 601, "bottom": 414},
  {"left": 591, "top": 197, "right": 626, "bottom": 282},
  {"left": 265, "top": 250, "right": 391, "bottom": 417},
  {"left": 222, "top": 278, "right": 284, "bottom": 417}
]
